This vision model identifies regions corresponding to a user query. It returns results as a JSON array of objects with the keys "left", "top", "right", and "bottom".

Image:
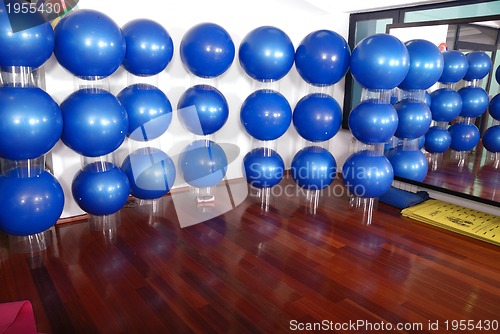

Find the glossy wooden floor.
[{"left": 1, "top": 176, "right": 499, "bottom": 333}]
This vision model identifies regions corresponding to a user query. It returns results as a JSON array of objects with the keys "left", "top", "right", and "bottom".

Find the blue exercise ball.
[
  {"left": 0, "top": 168, "right": 64, "bottom": 236},
  {"left": 121, "top": 147, "right": 176, "bottom": 200},
  {"left": 243, "top": 147, "right": 284, "bottom": 189},
  {"left": 398, "top": 39, "right": 443, "bottom": 90},
  {"left": 482, "top": 125, "right": 500, "bottom": 153},
  {"left": 393, "top": 99, "right": 432, "bottom": 139},
  {"left": 342, "top": 150, "right": 394, "bottom": 198},
  {"left": 385, "top": 147, "right": 428, "bottom": 182},
  {"left": 0, "top": 86, "right": 62, "bottom": 160},
  {"left": 291, "top": 146, "right": 336, "bottom": 190},
  {"left": 117, "top": 84, "right": 172, "bottom": 141},
  {"left": 439, "top": 50, "right": 468, "bottom": 84},
  {"left": 295, "top": 30, "right": 350, "bottom": 86},
  {"left": 464, "top": 51, "right": 492, "bottom": 81},
  {"left": 54, "top": 9, "right": 125, "bottom": 79},
  {"left": 0, "top": 3, "right": 54, "bottom": 69},
  {"left": 122, "top": 19, "right": 174, "bottom": 76},
  {"left": 240, "top": 89, "right": 292, "bottom": 141},
  {"left": 496, "top": 66, "right": 500, "bottom": 85},
  {"left": 458, "top": 86, "right": 489, "bottom": 118},
  {"left": 293, "top": 93, "right": 342, "bottom": 142},
  {"left": 489, "top": 94, "right": 500, "bottom": 121},
  {"left": 348, "top": 99, "right": 398, "bottom": 144},
  {"left": 448, "top": 123, "right": 480, "bottom": 151},
  {"left": 430, "top": 88, "right": 462, "bottom": 122},
  {"left": 350, "top": 33, "right": 409, "bottom": 90},
  {"left": 178, "top": 140, "right": 228, "bottom": 188},
  {"left": 72, "top": 161, "right": 130, "bottom": 216},
  {"left": 424, "top": 126, "right": 451, "bottom": 153},
  {"left": 61, "top": 88, "right": 128, "bottom": 157},
  {"left": 180, "top": 22, "right": 234, "bottom": 78},
  {"left": 177, "top": 84, "right": 228, "bottom": 135},
  {"left": 425, "top": 91, "right": 432, "bottom": 108},
  {"left": 239, "top": 26, "right": 295, "bottom": 81}
]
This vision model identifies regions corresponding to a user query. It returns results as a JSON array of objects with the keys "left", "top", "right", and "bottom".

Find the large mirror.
[{"left": 344, "top": 0, "right": 500, "bottom": 211}]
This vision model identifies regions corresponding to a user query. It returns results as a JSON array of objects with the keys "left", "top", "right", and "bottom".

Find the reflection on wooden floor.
[
  {"left": 1, "top": 176, "right": 499, "bottom": 333},
  {"left": 424, "top": 144, "right": 499, "bottom": 203}
]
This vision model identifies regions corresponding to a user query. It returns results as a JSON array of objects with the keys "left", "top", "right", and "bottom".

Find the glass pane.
[
  {"left": 458, "top": 25, "right": 498, "bottom": 46},
  {"left": 404, "top": 1, "right": 500, "bottom": 23}
]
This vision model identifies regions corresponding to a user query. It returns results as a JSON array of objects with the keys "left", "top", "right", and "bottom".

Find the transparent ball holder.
[{"left": 1, "top": 157, "right": 53, "bottom": 253}]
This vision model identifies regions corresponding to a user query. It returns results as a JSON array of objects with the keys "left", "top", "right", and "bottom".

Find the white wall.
[{"left": 47, "top": 0, "right": 438, "bottom": 218}]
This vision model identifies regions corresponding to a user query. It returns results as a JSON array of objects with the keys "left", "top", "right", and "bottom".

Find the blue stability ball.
[
  {"left": 240, "top": 89, "right": 292, "bottom": 141},
  {"left": 482, "top": 125, "right": 500, "bottom": 153},
  {"left": 348, "top": 99, "right": 398, "bottom": 144},
  {"left": 54, "top": 9, "right": 125, "bottom": 78},
  {"left": 496, "top": 66, "right": 500, "bottom": 85},
  {"left": 430, "top": 88, "right": 463, "bottom": 122},
  {"left": 243, "top": 147, "right": 284, "bottom": 189},
  {"left": 61, "top": 88, "right": 128, "bottom": 157},
  {"left": 0, "top": 4, "right": 54, "bottom": 68},
  {"left": 385, "top": 147, "right": 428, "bottom": 182},
  {"left": 342, "top": 150, "right": 394, "bottom": 198},
  {"left": 121, "top": 147, "right": 176, "bottom": 200},
  {"left": 448, "top": 123, "right": 480, "bottom": 151},
  {"left": 425, "top": 91, "right": 432, "bottom": 108},
  {"left": 464, "top": 51, "right": 492, "bottom": 81},
  {"left": 72, "top": 161, "right": 130, "bottom": 216},
  {"left": 180, "top": 22, "right": 235, "bottom": 78},
  {"left": 291, "top": 146, "right": 336, "bottom": 190},
  {"left": 398, "top": 39, "right": 444, "bottom": 90},
  {"left": 350, "top": 33, "right": 409, "bottom": 90},
  {"left": 458, "top": 86, "right": 489, "bottom": 118},
  {"left": 424, "top": 126, "right": 451, "bottom": 153},
  {"left": 295, "top": 30, "right": 350, "bottom": 86},
  {"left": 239, "top": 26, "right": 295, "bottom": 81},
  {"left": 178, "top": 140, "right": 228, "bottom": 188},
  {"left": 293, "top": 93, "right": 342, "bottom": 142},
  {"left": 122, "top": 19, "right": 174, "bottom": 76},
  {"left": 177, "top": 84, "right": 228, "bottom": 135},
  {"left": 117, "top": 84, "right": 172, "bottom": 141},
  {"left": 489, "top": 94, "right": 500, "bottom": 121},
  {"left": 393, "top": 99, "right": 432, "bottom": 139},
  {"left": 439, "top": 50, "right": 468, "bottom": 84},
  {"left": 0, "top": 168, "right": 64, "bottom": 236},
  {"left": 0, "top": 87, "right": 62, "bottom": 160}
]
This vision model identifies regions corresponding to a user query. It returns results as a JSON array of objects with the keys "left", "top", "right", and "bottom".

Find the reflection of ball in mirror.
[
  {"left": 178, "top": 140, "right": 228, "bottom": 188},
  {"left": 458, "top": 86, "right": 489, "bottom": 118},
  {"left": 180, "top": 22, "right": 234, "bottom": 78},
  {"left": 240, "top": 89, "right": 292, "bottom": 141},
  {"left": 349, "top": 99, "right": 398, "bottom": 144},
  {"left": 291, "top": 146, "right": 336, "bottom": 190},
  {"left": 424, "top": 126, "right": 451, "bottom": 153},
  {"left": 0, "top": 169, "right": 64, "bottom": 236},
  {"left": 243, "top": 148, "right": 284, "bottom": 189},
  {"left": 121, "top": 147, "right": 176, "bottom": 200},
  {"left": 488, "top": 94, "right": 500, "bottom": 121},
  {"left": 122, "top": 18, "right": 174, "bottom": 76},
  {"left": 295, "top": 30, "right": 350, "bottom": 86},
  {"left": 430, "top": 88, "right": 462, "bottom": 122},
  {"left": 398, "top": 39, "right": 443, "bottom": 90},
  {"left": 342, "top": 150, "right": 394, "bottom": 198},
  {"left": 439, "top": 50, "right": 468, "bottom": 84},
  {"left": 448, "top": 123, "right": 480, "bottom": 152},
  {"left": 117, "top": 84, "right": 172, "bottom": 141},
  {"left": 239, "top": 26, "right": 294, "bottom": 81},
  {"left": 482, "top": 125, "right": 500, "bottom": 153},
  {"left": 385, "top": 147, "right": 428, "bottom": 182},
  {"left": 393, "top": 99, "right": 432, "bottom": 139},
  {"left": 293, "top": 93, "right": 342, "bottom": 142},
  {"left": 464, "top": 51, "right": 492, "bottom": 81},
  {"left": 350, "top": 33, "right": 409, "bottom": 90}
]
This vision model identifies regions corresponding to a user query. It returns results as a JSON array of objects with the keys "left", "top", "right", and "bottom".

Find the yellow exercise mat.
[{"left": 402, "top": 199, "right": 500, "bottom": 246}]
